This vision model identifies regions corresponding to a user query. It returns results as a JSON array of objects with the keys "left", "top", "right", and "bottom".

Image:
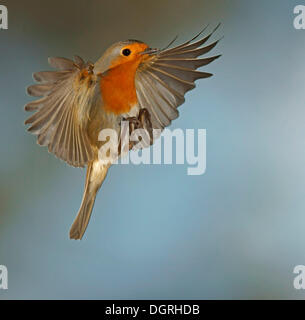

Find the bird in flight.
[{"left": 25, "top": 25, "right": 221, "bottom": 240}]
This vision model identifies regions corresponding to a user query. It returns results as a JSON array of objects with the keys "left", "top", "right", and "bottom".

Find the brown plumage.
[{"left": 25, "top": 26, "right": 221, "bottom": 239}]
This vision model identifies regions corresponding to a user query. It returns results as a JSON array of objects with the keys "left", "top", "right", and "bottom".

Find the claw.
[
  {"left": 119, "top": 109, "right": 153, "bottom": 151},
  {"left": 138, "top": 108, "right": 153, "bottom": 145}
]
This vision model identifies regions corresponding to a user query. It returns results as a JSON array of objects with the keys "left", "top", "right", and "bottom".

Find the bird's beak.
[{"left": 140, "top": 47, "right": 159, "bottom": 55}]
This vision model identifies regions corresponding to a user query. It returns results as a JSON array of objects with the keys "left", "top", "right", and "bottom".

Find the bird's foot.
[
  {"left": 121, "top": 109, "right": 153, "bottom": 150},
  {"left": 137, "top": 108, "right": 153, "bottom": 146}
]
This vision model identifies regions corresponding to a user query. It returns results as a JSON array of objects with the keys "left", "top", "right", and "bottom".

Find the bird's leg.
[
  {"left": 137, "top": 108, "right": 153, "bottom": 146},
  {"left": 119, "top": 116, "right": 140, "bottom": 152},
  {"left": 120, "top": 109, "right": 153, "bottom": 152},
  {"left": 127, "top": 116, "right": 142, "bottom": 150}
]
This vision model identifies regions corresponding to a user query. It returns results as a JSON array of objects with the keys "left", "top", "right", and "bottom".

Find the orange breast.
[{"left": 100, "top": 60, "right": 141, "bottom": 115}]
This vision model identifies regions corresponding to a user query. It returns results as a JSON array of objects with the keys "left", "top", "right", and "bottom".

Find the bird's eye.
[{"left": 122, "top": 48, "right": 131, "bottom": 56}]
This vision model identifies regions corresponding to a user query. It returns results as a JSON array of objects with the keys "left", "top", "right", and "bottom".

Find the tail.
[{"left": 70, "top": 160, "right": 110, "bottom": 240}]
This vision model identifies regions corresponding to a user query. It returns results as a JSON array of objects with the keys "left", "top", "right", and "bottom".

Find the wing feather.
[
  {"left": 25, "top": 56, "right": 100, "bottom": 167},
  {"left": 135, "top": 26, "right": 221, "bottom": 130}
]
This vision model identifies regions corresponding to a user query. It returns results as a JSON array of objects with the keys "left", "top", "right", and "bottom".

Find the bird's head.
[{"left": 95, "top": 40, "right": 156, "bottom": 74}]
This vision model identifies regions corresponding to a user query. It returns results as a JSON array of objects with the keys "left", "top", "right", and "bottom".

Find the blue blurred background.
[{"left": 1, "top": 0, "right": 305, "bottom": 299}]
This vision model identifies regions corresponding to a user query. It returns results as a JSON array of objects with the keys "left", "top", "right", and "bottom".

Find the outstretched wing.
[
  {"left": 135, "top": 25, "right": 221, "bottom": 129},
  {"left": 25, "top": 56, "right": 101, "bottom": 167}
]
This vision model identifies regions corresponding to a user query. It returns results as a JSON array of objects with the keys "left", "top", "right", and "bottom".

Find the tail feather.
[{"left": 70, "top": 161, "right": 110, "bottom": 240}]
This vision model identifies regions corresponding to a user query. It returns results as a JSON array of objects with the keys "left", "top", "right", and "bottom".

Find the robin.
[{"left": 25, "top": 25, "right": 221, "bottom": 240}]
